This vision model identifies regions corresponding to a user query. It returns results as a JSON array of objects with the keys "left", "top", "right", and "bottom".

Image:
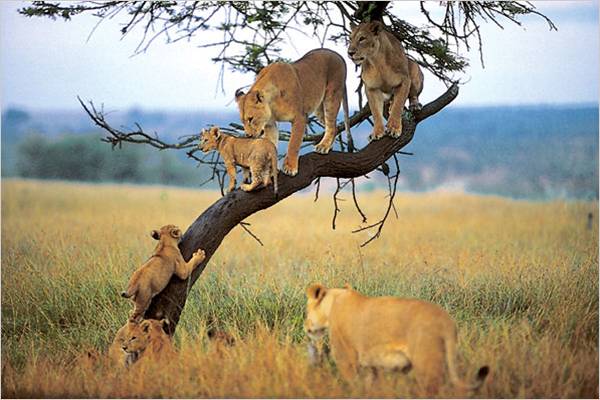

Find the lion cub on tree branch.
[
  {"left": 304, "top": 284, "right": 489, "bottom": 396},
  {"left": 121, "top": 224, "right": 205, "bottom": 322},
  {"left": 235, "top": 48, "right": 351, "bottom": 176},
  {"left": 199, "top": 126, "right": 278, "bottom": 194},
  {"left": 348, "top": 21, "right": 424, "bottom": 140}
]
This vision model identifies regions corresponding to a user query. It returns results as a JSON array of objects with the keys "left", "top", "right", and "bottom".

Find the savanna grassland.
[{"left": 1, "top": 178, "right": 598, "bottom": 398}]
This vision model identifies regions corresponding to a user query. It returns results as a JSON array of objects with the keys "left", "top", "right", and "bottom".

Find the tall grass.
[{"left": 1, "top": 179, "right": 598, "bottom": 398}]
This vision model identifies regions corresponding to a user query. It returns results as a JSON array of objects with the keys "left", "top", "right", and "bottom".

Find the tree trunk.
[{"left": 146, "top": 84, "right": 459, "bottom": 334}]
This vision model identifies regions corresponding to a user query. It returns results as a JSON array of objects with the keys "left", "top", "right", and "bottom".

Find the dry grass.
[{"left": 1, "top": 178, "right": 598, "bottom": 398}]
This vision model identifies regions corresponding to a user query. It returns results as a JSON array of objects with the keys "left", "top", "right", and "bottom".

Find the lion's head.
[
  {"left": 348, "top": 21, "right": 385, "bottom": 66},
  {"left": 198, "top": 126, "right": 222, "bottom": 153},
  {"left": 304, "top": 283, "right": 335, "bottom": 341},
  {"left": 235, "top": 88, "right": 272, "bottom": 138},
  {"left": 150, "top": 224, "right": 182, "bottom": 244},
  {"left": 122, "top": 318, "right": 171, "bottom": 356}
]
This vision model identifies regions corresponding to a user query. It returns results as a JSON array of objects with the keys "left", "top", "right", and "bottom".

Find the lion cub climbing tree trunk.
[{"left": 145, "top": 85, "right": 459, "bottom": 334}]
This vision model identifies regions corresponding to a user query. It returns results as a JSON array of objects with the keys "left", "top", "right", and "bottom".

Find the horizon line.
[{"left": 2, "top": 101, "right": 598, "bottom": 114}]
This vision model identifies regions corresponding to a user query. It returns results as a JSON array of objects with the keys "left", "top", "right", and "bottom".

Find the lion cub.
[
  {"left": 121, "top": 318, "right": 176, "bottom": 366},
  {"left": 108, "top": 320, "right": 138, "bottom": 367},
  {"left": 121, "top": 224, "right": 205, "bottom": 322},
  {"left": 304, "top": 284, "right": 489, "bottom": 395},
  {"left": 199, "top": 126, "right": 278, "bottom": 194}
]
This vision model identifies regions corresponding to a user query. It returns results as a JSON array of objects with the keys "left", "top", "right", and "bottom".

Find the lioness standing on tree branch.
[
  {"left": 235, "top": 48, "right": 351, "bottom": 176},
  {"left": 348, "top": 20, "right": 424, "bottom": 140}
]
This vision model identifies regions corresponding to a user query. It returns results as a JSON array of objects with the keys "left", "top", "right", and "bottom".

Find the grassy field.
[{"left": 1, "top": 178, "right": 598, "bottom": 398}]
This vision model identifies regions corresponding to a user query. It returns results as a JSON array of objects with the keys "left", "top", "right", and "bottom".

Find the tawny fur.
[
  {"left": 121, "top": 318, "right": 176, "bottom": 366},
  {"left": 121, "top": 224, "right": 205, "bottom": 322},
  {"left": 108, "top": 320, "right": 139, "bottom": 367},
  {"left": 348, "top": 21, "right": 424, "bottom": 141},
  {"left": 304, "top": 284, "right": 489, "bottom": 396},
  {"left": 235, "top": 48, "right": 351, "bottom": 177},
  {"left": 199, "top": 126, "right": 278, "bottom": 195}
]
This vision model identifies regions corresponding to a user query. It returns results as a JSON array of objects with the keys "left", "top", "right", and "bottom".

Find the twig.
[
  {"left": 239, "top": 221, "right": 263, "bottom": 246},
  {"left": 352, "top": 154, "right": 401, "bottom": 247}
]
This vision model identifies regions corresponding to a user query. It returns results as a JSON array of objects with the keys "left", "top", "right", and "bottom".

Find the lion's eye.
[
  {"left": 358, "top": 37, "right": 365, "bottom": 42},
  {"left": 131, "top": 336, "right": 137, "bottom": 341},
  {"left": 247, "top": 117, "right": 254, "bottom": 123}
]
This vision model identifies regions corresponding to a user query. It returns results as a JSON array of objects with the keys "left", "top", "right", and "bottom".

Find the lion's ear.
[
  {"left": 160, "top": 318, "right": 171, "bottom": 332},
  {"left": 343, "top": 283, "right": 352, "bottom": 290},
  {"left": 141, "top": 320, "right": 151, "bottom": 333},
  {"left": 151, "top": 230, "right": 160, "bottom": 240},
  {"left": 210, "top": 127, "right": 221, "bottom": 140},
  {"left": 306, "top": 284, "right": 327, "bottom": 301},
  {"left": 235, "top": 88, "right": 246, "bottom": 102},
  {"left": 170, "top": 228, "right": 182, "bottom": 239},
  {"left": 369, "top": 21, "right": 382, "bottom": 35},
  {"left": 255, "top": 91, "right": 263, "bottom": 103}
]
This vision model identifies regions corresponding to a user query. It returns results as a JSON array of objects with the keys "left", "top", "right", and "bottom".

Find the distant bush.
[{"left": 16, "top": 133, "right": 210, "bottom": 186}]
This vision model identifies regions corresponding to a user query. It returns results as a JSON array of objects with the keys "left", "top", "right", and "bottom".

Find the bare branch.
[{"left": 239, "top": 221, "right": 264, "bottom": 246}]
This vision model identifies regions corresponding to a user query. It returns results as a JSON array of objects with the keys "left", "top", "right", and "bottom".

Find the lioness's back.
[{"left": 331, "top": 292, "right": 455, "bottom": 337}]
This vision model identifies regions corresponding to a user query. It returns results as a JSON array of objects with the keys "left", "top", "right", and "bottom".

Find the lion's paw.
[
  {"left": 193, "top": 249, "right": 206, "bottom": 260},
  {"left": 282, "top": 158, "right": 298, "bottom": 176},
  {"left": 409, "top": 102, "right": 422, "bottom": 112},
  {"left": 368, "top": 128, "right": 385, "bottom": 142},
  {"left": 314, "top": 141, "right": 332, "bottom": 154},
  {"left": 385, "top": 120, "right": 403, "bottom": 138}
]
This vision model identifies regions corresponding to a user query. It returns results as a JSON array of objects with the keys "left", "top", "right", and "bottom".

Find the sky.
[{"left": 1, "top": 1, "right": 598, "bottom": 112}]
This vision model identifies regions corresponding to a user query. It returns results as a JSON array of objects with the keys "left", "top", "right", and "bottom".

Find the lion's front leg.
[
  {"left": 282, "top": 115, "right": 306, "bottom": 176},
  {"left": 386, "top": 78, "right": 411, "bottom": 138},
  {"left": 365, "top": 88, "right": 385, "bottom": 141},
  {"left": 330, "top": 334, "right": 359, "bottom": 382},
  {"left": 175, "top": 249, "right": 206, "bottom": 280},
  {"left": 224, "top": 162, "right": 237, "bottom": 193}
]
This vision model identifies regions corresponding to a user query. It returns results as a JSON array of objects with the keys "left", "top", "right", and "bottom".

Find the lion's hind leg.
[
  {"left": 409, "top": 334, "right": 445, "bottom": 396},
  {"left": 240, "top": 166, "right": 262, "bottom": 192},
  {"left": 129, "top": 287, "right": 153, "bottom": 322},
  {"left": 241, "top": 167, "right": 251, "bottom": 184},
  {"left": 315, "top": 86, "right": 343, "bottom": 154}
]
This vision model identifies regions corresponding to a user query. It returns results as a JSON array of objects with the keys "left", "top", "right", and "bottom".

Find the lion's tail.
[
  {"left": 271, "top": 148, "right": 278, "bottom": 196},
  {"left": 445, "top": 329, "right": 489, "bottom": 392},
  {"left": 342, "top": 85, "right": 354, "bottom": 152}
]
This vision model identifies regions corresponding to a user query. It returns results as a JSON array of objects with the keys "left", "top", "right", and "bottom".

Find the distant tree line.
[{"left": 16, "top": 133, "right": 209, "bottom": 187}]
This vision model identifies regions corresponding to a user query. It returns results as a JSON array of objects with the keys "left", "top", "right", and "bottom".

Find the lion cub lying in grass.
[
  {"left": 121, "top": 224, "right": 205, "bottom": 322},
  {"left": 199, "top": 126, "right": 278, "bottom": 194},
  {"left": 109, "top": 318, "right": 175, "bottom": 367},
  {"left": 304, "top": 284, "right": 489, "bottom": 396}
]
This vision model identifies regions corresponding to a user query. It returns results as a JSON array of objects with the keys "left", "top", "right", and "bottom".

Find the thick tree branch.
[{"left": 147, "top": 84, "right": 459, "bottom": 333}]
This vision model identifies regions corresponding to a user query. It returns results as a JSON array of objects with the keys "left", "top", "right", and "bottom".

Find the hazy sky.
[{"left": 1, "top": 1, "right": 598, "bottom": 112}]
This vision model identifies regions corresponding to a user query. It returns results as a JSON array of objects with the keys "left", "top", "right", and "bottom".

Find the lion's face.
[
  {"left": 198, "top": 127, "right": 221, "bottom": 153},
  {"left": 235, "top": 89, "right": 272, "bottom": 137},
  {"left": 348, "top": 21, "right": 383, "bottom": 66},
  {"left": 304, "top": 284, "right": 332, "bottom": 341},
  {"left": 122, "top": 319, "right": 170, "bottom": 355}
]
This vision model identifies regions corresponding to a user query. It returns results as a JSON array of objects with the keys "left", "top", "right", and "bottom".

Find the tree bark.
[{"left": 146, "top": 84, "right": 459, "bottom": 334}]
